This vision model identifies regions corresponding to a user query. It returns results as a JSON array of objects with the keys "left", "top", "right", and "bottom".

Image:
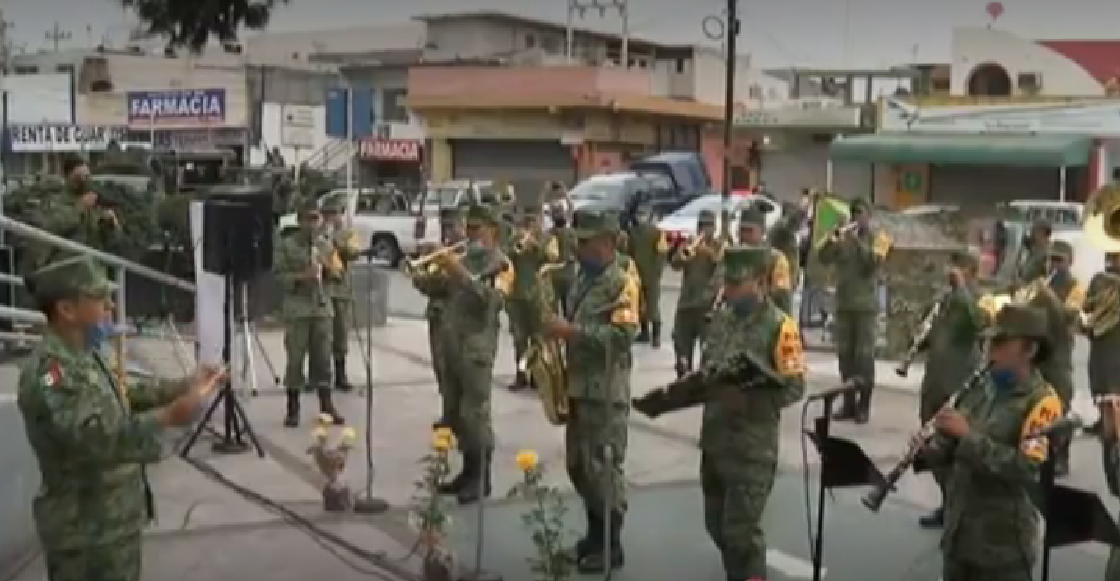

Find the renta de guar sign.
[{"left": 127, "top": 89, "right": 226, "bottom": 125}]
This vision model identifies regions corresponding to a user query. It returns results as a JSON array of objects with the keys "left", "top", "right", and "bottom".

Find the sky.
[{"left": 5, "top": 0, "right": 1120, "bottom": 68}]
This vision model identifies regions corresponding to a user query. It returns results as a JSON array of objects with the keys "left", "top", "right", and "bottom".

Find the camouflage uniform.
[
  {"left": 563, "top": 208, "right": 639, "bottom": 574},
  {"left": 816, "top": 198, "right": 889, "bottom": 423},
  {"left": 697, "top": 246, "right": 806, "bottom": 580},
  {"left": 1016, "top": 220, "right": 1052, "bottom": 286},
  {"left": 1085, "top": 253, "right": 1120, "bottom": 437},
  {"left": 670, "top": 209, "right": 722, "bottom": 378},
  {"left": 626, "top": 200, "right": 670, "bottom": 347},
  {"left": 768, "top": 201, "right": 805, "bottom": 290},
  {"left": 736, "top": 204, "right": 793, "bottom": 313},
  {"left": 546, "top": 206, "right": 578, "bottom": 312},
  {"left": 437, "top": 204, "right": 511, "bottom": 505},
  {"left": 274, "top": 201, "right": 343, "bottom": 427},
  {"left": 924, "top": 305, "right": 1063, "bottom": 581},
  {"left": 506, "top": 208, "right": 558, "bottom": 391},
  {"left": 320, "top": 197, "right": 363, "bottom": 392},
  {"left": 1037, "top": 240, "right": 1085, "bottom": 475},
  {"left": 917, "top": 251, "right": 987, "bottom": 529},
  {"left": 29, "top": 169, "right": 121, "bottom": 271},
  {"left": 17, "top": 257, "right": 190, "bottom": 581}
]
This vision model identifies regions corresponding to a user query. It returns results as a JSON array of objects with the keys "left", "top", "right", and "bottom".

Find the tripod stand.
[
  {"left": 232, "top": 287, "right": 281, "bottom": 396},
  {"left": 180, "top": 274, "right": 265, "bottom": 457}
]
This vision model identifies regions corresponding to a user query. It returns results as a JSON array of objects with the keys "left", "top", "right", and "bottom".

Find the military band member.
[
  {"left": 1017, "top": 219, "right": 1053, "bottom": 285},
  {"left": 916, "top": 250, "right": 987, "bottom": 529},
  {"left": 670, "top": 209, "right": 723, "bottom": 378},
  {"left": 1084, "top": 252, "right": 1120, "bottom": 436},
  {"left": 736, "top": 202, "right": 793, "bottom": 313},
  {"left": 768, "top": 200, "right": 806, "bottom": 291},
  {"left": 920, "top": 304, "right": 1062, "bottom": 581},
  {"left": 507, "top": 207, "right": 560, "bottom": 391},
  {"left": 31, "top": 156, "right": 122, "bottom": 270},
  {"left": 275, "top": 201, "right": 344, "bottom": 427},
  {"left": 320, "top": 198, "right": 362, "bottom": 392},
  {"left": 544, "top": 208, "right": 638, "bottom": 573},
  {"left": 817, "top": 197, "right": 890, "bottom": 424},
  {"left": 412, "top": 206, "right": 467, "bottom": 428},
  {"left": 627, "top": 199, "right": 670, "bottom": 346},
  {"left": 546, "top": 200, "right": 578, "bottom": 312},
  {"left": 1037, "top": 240, "right": 1085, "bottom": 476},
  {"left": 433, "top": 204, "right": 513, "bottom": 505}
]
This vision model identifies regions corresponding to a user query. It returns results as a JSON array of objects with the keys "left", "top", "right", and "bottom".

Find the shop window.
[
  {"left": 381, "top": 88, "right": 409, "bottom": 122},
  {"left": 748, "top": 84, "right": 762, "bottom": 99},
  {"left": 525, "top": 34, "right": 537, "bottom": 49}
]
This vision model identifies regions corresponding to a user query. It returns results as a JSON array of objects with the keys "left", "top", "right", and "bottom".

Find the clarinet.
[{"left": 861, "top": 361, "right": 991, "bottom": 512}]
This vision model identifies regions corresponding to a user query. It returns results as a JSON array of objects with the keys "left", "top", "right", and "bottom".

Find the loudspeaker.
[{"left": 202, "top": 185, "right": 273, "bottom": 280}]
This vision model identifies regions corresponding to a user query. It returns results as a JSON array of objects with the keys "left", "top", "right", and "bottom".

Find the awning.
[{"left": 829, "top": 133, "right": 1091, "bottom": 167}]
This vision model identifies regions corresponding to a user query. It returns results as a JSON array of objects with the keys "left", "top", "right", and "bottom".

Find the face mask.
[
  {"left": 730, "top": 294, "right": 759, "bottom": 316},
  {"left": 553, "top": 217, "right": 567, "bottom": 228},
  {"left": 579, "top": 256, "right": 606, "bottom": 276},
  {"left": 84, "top": 321, "right": 116, "bottom": 351},
  {"left": 1050, "top": 266, "right": 1069, "bottom": 285},
  {"left": 989, "top": 366, "right": 1019, "bottom": 392}
]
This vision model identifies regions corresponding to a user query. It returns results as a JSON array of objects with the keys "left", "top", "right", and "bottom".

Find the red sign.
[{"left": 360, "top": 138, "right": 421, "bottom": 161}]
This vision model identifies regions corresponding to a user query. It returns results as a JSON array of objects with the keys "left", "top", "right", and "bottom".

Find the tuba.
[
  {"left": 519, "top": 261, "right": 572, "bottom": 425},
  {"left": 1080, "top": 183, "right": 1120, "bottom": 337},
  {"left": 1082, "top": 272, "right": 1120, "bottom": 338}
]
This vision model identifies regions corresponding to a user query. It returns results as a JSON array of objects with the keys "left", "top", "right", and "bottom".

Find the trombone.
[
  {"left": 403, "top": 241, "right": 467, "bottom": 277},
  {"left": 678, "top": 234, "right": 713, "bottom": 261}
]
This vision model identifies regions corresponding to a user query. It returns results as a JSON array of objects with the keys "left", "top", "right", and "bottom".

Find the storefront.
[
  {"left": 449, "top": 139, "right": 574, "bottom": 186},
  {"left": 125, "top": 89, "right": 249, "bottom": 163},
  {"left": 4, "top": 123, "right": 130, "bottom": 173},
  {"left": 830, "top": 98, "right": 1115, "bottom": 208},
  {"left": 358, "top": 138, "right": 424, "bottom": 186}
]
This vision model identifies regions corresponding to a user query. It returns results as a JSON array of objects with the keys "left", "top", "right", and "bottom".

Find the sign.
[
  {"left": 891, "top": 164, "right": 929, "bottom": 208},
  {"left": 325, "top": 87, "right": 374, "bottom": 139},
  {"left": 280, "top": 104, "right": 317, "bottom": 148},
  {"left": 8, "top": 124, "right": 128, "bottom": 152},
  {"left": 0, "top": 74, "right": 73, "bottom": 124},
  {"left": 880, "top": 97, "right": 1120, "bottom": 135},
  {"left": 733, "top": 99, "right": 862, "bottom": 128},
  {"left": 359, "top": 138, "right": 421, "bottom": 161},
  {"left": 127, "top": 89, "right": 226, "bottom": 125}
]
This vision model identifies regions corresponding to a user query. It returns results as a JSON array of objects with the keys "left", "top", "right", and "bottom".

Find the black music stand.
[
  {"left": 1039, "top": 445, "right": 1120, "bottom": 581},
  {"left": 804, "top": 394, "right": 886, "bottom": 581}
]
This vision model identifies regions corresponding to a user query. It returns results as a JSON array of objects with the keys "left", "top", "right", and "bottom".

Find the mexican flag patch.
[{"left": 41, "top": 361, "right": 62, "bottom": 388}]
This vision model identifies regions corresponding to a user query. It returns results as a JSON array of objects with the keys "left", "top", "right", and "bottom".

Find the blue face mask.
[
  {"left": 579, "top": 256, "right": 606, "bottom": 276},
  {"left": 730, "top": 295, "right": 759, "bottom": 316},
  {"left": 1050, "top": 266, "right": 1069, "bottom": 285},
  {"left": 989, "top": 366, "right": 1019, "bottom": 392},
  {"left": 84, "top": 321, "right": 116, "bottom": 351}
]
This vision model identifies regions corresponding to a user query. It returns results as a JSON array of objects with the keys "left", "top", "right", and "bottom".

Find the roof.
[
  {"left": 829, "top": 133, "right": 1091, "bottom": 167},
  {"left": 413, "top": 10, "right": 691, "bottom": 52},
  {"left": 1037, "top": 40, "right": 1120, "bottom": 84}
]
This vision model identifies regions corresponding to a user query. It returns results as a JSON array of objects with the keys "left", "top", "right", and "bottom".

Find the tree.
[{"left": 120, "top": 0, "right": 287, "bottom": 53}]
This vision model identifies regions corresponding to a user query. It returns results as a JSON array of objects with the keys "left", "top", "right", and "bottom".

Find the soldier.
[
  {"left": 413, "top": 207, "right": 467, "bottom": 428},
  {"left": 546, "top": 199, "right": 578, "bottom": 311},
  {"left": 920, "top": 304, "right": 1062, "bottom": 581},
  {"left": 543, "top": 207, "right": 638, "bottom": 573},
  {"left": 1083, "top": 252, "right": 1120, "bottom": 436},
  {"left": 915, "top": 250, "right": 987, "bottom": 529},
  {"left": 737, "top": 202, "right": 793, "bottom": 313},
  {"left": 319, "top": 197, "right": 363, "bottom": 392},
  {"left": 31, "top": 156, "right": 121, "bottom": 269},
  {"left": 1036, "top": 240, "right": 1085, "bottom": 476},
  {"left": 275, "top": 201, "right": 344, "bottom": 427},
  {"left": 817, "top": 197, "right": 891, "bottom": 424},
  {"left": 670, "top": 209, "right": 723, "bottom": 378},
  {"left": 433, "top": 204, "right": 513, "bottom": 505},
  {"left": 17, "top": 256, "right": 226, "bottom": 581},
  {"left": 627, "top": 198, "right": 670, "bottom": 346},
  {"left": 506, "top": 207, "right": 559, "bottom": 391},
  {"left": 1017, "top": 219, "right": 1052, "bottom": 285},
  {"left": 768, "top": 200, "right": 806, "bottom": 291}
]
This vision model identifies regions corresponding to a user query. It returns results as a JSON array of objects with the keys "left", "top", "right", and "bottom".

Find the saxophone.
[{"left": 519, "top": 261, "right": 572, "bottom": 425}]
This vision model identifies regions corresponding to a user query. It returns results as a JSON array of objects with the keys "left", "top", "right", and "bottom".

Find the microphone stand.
[
  {"left": 1040, "top": 442, "right": 1055, "bottom": 581},
  {"left": 810, "top": 393, "right": 836, "bottom": 581}
]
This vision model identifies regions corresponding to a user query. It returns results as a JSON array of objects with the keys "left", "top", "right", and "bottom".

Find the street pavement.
[{"left": 2, "top": 271, "right": 1115, "bottom": 580}]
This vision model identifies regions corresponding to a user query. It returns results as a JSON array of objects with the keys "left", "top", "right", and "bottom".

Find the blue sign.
[
  {"left": 325, "top": 86, "right": 374, "bottom": 139},
  {"left": 127, "top": 89, "right": 226, "bottom": 124}
]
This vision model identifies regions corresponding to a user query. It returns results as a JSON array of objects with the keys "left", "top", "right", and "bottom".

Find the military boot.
[
  {"left": 508, "top": 371, "right": 530, "bottom": 392},
  {"left": 832, "top": 389, "right": 858, "bottom": 421},
  {"left": 1055, "top": 442, "right": 1071, "bottom": 477},
  {"left": 650, "top": 322, "right": 662, "bottom": 349},
  {"left": 334, "top": 358, "right": 353, "bottom": 392},
  {"left": 317, "top": 388, "right": 345, "bottom": 425},
  {"left": 577, "top": 510, "right": 624, "bottom": 573},
  {"left": 283, "top": 390, "right": 300, "bottom": 428},
  {"left": 635, "top": 323, "right": 650, "bottom": 343},
  {"left": 1086, "top": 420, "right": 1103, "bottom": 436},
  {"left": 674, "top": 356, "right": 689, "bottom": 379},
  {"left": 570, "top": 508, "right": 602, "bottom": 560},
  {"left": 438, "top": 453, "right": 470, "bottom": 495},
  {"left": 918, "top": 507, "right": 944, "bottom": 529},
  {"left": 854, "top": 386, "right": 873, "bottom": 424},
  {"left": 457, "top": 449, "right": 493, "bottom": 505}
]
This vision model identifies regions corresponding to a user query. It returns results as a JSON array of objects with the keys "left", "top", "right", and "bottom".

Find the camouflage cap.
[
  {"left": 571, "top": 208, "right": 620, "bottom": 240},
  {"left": 722, "top": 245, "right": 770, "bottom": 282},
  {"left": 26, "top": 256, "right": 115, "bottom": 302},
  {"left": 697, "top": 209, "right": 717, "bottom": 225},
  {"left": 981, "top": 304, "right": 1051, "bottom": 360},
  {"left": 1049, "top": 240, "right": 1075, "bottom": 260},
  {"left": 466, "top": 204, "right": 499, "bottom": 226}
]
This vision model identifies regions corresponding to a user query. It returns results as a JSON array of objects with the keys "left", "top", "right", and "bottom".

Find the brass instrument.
[
  {"left": 402, "top": 241, "right": 467, "bottom": 277},
  {"left": 1083, "top": 182, "right": 1120, "bottom": 253},
  {"left": 979, "top": 270, "right": 1058, "bottom": 320},
  {"left": 895, "top": 290, "right": 949, "bottom": 378},
  {"left": 832, "top": 222, "right": 860, "bottom": 240},
  {"left": 512, "top": 231, "right": 537, "bottom": 254},
  {"left": 519, "top": 260, "right": 574, "bottom": 425},
  {"left": 678, "top": 234, "right": 724, "bottom": 261},
  {"left": 311, "top": 241, "right": 328, "bottom": 307},
  {"left": 1082, "top": 272, "right": 1120, "bottom": 337},
  {"left": 862, "top": 362, "right": 991, "bottom": 512}
]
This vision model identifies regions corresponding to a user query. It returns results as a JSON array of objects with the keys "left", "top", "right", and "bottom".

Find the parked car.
[
  {"left": 629, "top": 151, "right": 712, "bottom": 217},
  {"left": 657, "top": 194, "right": 782, "bottom": 246}
]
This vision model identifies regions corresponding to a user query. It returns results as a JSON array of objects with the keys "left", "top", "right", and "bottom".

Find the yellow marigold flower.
[
  {"left": 317, "top": 413, "right": 334, "bottom": 426},
  {"left": 433, "top": 426, "right": 453, "bottom": 441},
  {"left": 312, "top": 427, "right": 328, "bottom": 442},
  {"left": 340, "top": 427, "right": 357, "bottom": 444},
  {"left": 516, "top": 449, "right": 539, "bottom": 472},
  {"left": 432, "top": 434, "right": 452, "bottom": 451}
]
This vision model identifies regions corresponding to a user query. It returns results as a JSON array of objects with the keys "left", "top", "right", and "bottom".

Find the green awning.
[{"left": 829, "top": 133, "right": 1091, "bottom": 167}]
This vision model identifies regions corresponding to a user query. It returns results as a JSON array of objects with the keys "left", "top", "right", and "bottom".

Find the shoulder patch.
[
  {"left": 611, "top": 273, "right": 641, "bottom": 326},
  {"left": 1020, "top": 392, "right": 1063, "bottom": 462},
  {"left": 494, "top": 259, "right": 515, "bottom": 296},
  {"left": 770, "top": 250, "right": 791, "bottom": 290},
  {"left": 773, "top": 316, "right": 805, "bottom": 376},
  {"left": 1065, "top": 280, "right": 1087, "bottom": 311},
  {"left": 873, "top": 231, "right": 893, "bottom": 258},
  {"left": 41, "top": 360, "right": 63, "bottom": 388}
]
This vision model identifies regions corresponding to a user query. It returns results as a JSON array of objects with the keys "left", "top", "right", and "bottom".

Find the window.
[
  {"left": 56, "top": 64, "right": 74, "bottom": 75},
  {"left": 525, "top": 34, "right": 537, "bottom": 49},
  {"left": 541, "top": 36, "right": 560, "bottom": 53},
  {"left": 13, "top": 66, "right": 38, "bottom": 74},
  {"left": 381, "top": 88, "right": 408, "bottom": 122},
  {"left": 675, "top": 59, "right": 686, "bottom": 74},
  {"left": 748, "top": 84, "right": 762, "bottom": 99}
]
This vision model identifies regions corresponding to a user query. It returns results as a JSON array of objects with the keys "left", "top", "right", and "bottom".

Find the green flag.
[{"left": 812, "top": 195, "right": 851, "bottom": 249}]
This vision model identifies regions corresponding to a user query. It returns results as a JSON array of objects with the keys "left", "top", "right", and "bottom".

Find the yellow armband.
[
  {"left": 1019, "top": 391, "right": 1063, "bottom": 462},
  {"left": 770, "top": 251, "right": 791, "bottom": 291},
  {"left": 773, "top": 316, "right": 805, "bottom": 376},
  {"left": 873, "top": 231, "right": 893, "bottom": 258},
  {"left": 494, "top": 261, "right": 515, "bottom": 297},
  {"left": 545, "top": 236, "right": 560, "bottom": 262},
  {"left": 1065, "top": 281, "right": 1087, "bottom": 311},
  {"left": 656, "top": 231, "right": 669, "bottom": 254},
  {"left": 611, "top": 276, "right": 641, "bottom": 325}
]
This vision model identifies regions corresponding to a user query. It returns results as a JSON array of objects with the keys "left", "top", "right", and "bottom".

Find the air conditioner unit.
[{"left": 1018, "top": 72, "right": 1042, "bottom": 94}]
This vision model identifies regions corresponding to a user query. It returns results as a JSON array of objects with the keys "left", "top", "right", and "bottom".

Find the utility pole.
[
  {"left": 44, "top": 22, "right": 72, "bottom": 53},
  {"left": 703, "top": 0, "right": 740, "bottom": 208},
  {"left": 566, "top": 0, "right": 629, "bottom": 67}
]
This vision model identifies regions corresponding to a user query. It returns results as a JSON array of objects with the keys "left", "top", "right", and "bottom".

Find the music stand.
[
  {"left": 804, "top": 394, "right": 886, "bottom": 581},
  {"left": 1039, "top": 443, "right": 1120, "bottom": 581}
]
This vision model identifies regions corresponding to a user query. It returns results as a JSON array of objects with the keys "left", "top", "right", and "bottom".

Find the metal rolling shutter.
[
  {"left": 451, "top": 140, "right": 574, "bottom": 192},
  {"left": 928, "top": 164, "right": 1067, "bottom": 208}
]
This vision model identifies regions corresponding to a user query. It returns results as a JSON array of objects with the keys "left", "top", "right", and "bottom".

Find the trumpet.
[
  {"left": 831, "top": 222, "right": 860, "bottom": 240},
  {"left": 862, "top": 362, "right": 991, "bottom": 512},
  {"left": 403, "top": 241, "right": 467, "bottom": 277},
  {"left": 678, "top": 234, "right": 714, "bottom": 261},
  {"left": 512, "top": 231, "right": 537, "bottom": 254}
]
